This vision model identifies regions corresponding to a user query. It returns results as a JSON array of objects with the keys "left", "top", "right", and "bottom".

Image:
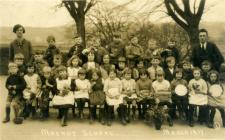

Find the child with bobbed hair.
[{"left": 89, "top": 69, "right": 106, "bottom": 124}]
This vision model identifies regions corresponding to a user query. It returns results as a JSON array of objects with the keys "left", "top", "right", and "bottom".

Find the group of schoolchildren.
[{"left": 3, "top": 34, "right": 225, "bottom": 129}]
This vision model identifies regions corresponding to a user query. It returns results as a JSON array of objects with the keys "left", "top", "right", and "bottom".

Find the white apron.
[
  {"left": 106, "top": 88, "right": 123, "bottom": 105},
  {"left": 189, "top": 91, "right": 208, "bottom": 105}
]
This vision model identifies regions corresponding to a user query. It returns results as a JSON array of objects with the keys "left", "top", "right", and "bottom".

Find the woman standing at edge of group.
[{"left": 9, "top": 24, "right": 33, "bottom": 64}]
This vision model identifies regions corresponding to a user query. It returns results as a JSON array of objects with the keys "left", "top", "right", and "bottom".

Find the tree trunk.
[
  {"left": 187, "top": 27, "right": 199, "bottom": 49},
  {"left": 75, "top": 16, "right": 86, "bottom": 47}
]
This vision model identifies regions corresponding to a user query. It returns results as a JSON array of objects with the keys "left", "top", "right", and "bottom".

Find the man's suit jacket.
[{"left": 191, "top": 42, "right": 224, "bottom": 71}]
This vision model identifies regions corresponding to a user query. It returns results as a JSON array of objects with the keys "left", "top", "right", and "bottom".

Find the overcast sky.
[{"left": 0, "top": 0, "right": 225, "bottom": 27}]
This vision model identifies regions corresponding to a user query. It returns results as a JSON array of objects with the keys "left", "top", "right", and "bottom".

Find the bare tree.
[
  {"left": 87, "top": 3, "right": 132, "bottom": 44},
  {"left": 164, "top": 0, "right": 206, "bottom": 48},
  {"left": 61, "top": 0, "right": 97, "bottom": 46}
]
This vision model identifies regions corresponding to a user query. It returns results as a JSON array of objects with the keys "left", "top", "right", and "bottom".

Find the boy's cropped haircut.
[
  {"left": 151, "top": 55, "right": 161, "bottom": 61},
  {"left": 8, "top": 62, "right": 18, "bottom": 68},
  {"left": 53, "top": 53, "right": 62, "bottom": 59},
  {"left": 34, "top": 50, "right": 44, "bottom": 55},
  {"left": 118, "top": 56, "right": 126, "bottom": 62},
  {"left": 139, "top": 68, "right": 148, "bottom": 76},
  {"left": 46, "top": 35, "right": 55, "bottom": 42},
  {"left": 56, "top": 66, "right": 67, "bottom": 74},
  {"left": 201, "top": 60, "right": 212, "bottom": 66},
  {"left": 14, "top": 53, "right": 24, "bottom": 59},
  {"left": 42, "top": 66, "right": 52, "bottom": 73},
  {"left": 192, "top": 67, "right": 202, "bottom": 73},
  {"left": 108, "top": 67, "right": 116, "bottom": 74},
  {"left": 123, "top": 67, "right": 132, "bottom": 74},
  {"left": 78, "top": 68, "right": 87, "bottom": 75},
  {"left": 91, "top": 69, "right": 102, "bottom": 78},
  {"left": 26, "top": 62, "right": 35, "bottom": 68},
  {"left": 156, "top": 68, "right": 164, "bottom": 75}
]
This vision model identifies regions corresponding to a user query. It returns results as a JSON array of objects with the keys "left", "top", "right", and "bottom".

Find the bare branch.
[
  {"left": 164, "top": 0, "right": 188, "bottom": 30},
  {"left": 196, "top": 0, "right": 206, "bottom": 17},
  {"left": 169, "top": 0, "right": 187, "bottom": 19},
  {"left": 84, "top": 0, "right": 97, "bottom": 14},
  {"left": 182, "top": 0, "right": 192, "bottom": 15}
]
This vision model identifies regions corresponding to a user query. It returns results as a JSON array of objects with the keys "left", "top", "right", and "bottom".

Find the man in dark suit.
[{"left": 191, "top": 29, "right": 224, "bottom": 71}]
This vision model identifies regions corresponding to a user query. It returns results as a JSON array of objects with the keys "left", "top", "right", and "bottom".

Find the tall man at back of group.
[{"left": 191, "top": 29, "right": 224, "bottom": 71}]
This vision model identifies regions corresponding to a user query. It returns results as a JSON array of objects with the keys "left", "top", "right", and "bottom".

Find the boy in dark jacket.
[
  {"left": 44, "top": 35, "right": 60, "bottom": 67},
  {"left": 2, "top": 62, "right": 26, "bottom": 124}
]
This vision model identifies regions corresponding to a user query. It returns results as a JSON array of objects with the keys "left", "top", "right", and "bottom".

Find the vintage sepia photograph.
[{"left": 0, "top": 0, "right": 225, "bottom": 140}]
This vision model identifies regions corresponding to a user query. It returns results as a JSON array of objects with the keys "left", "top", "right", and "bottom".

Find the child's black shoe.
[{"left": 2, "top": 117, "right": 10, "bottom": 123}]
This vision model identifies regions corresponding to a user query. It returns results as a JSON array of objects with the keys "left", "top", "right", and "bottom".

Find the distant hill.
[{"left": 0, "top": 21, "right": 225, "bottom": 47}]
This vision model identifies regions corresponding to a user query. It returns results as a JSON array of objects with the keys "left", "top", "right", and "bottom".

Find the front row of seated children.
[{"left": 3, "top": 55, "right": 225, "bottom": 129}]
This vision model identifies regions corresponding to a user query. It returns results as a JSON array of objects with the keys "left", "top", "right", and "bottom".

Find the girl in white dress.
[
  {"left": 188, "top": 67, "right": 208, "bottom": 127},
  {"left": 74, "top": 68, "right": 91, "bottom": 119},
  {"left": 52, "top": 66, "right": 75, "bottom": 126},
  {"left": 23, "top": 63, "right": 42, "bottom": 118},
  {"left": 104, "top": 69, "right": 122, "bottom": 126}
]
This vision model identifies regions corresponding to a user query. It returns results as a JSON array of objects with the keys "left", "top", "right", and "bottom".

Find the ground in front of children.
[{"left": 0, "top": 76, "right": 224, "bottom": 140}]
